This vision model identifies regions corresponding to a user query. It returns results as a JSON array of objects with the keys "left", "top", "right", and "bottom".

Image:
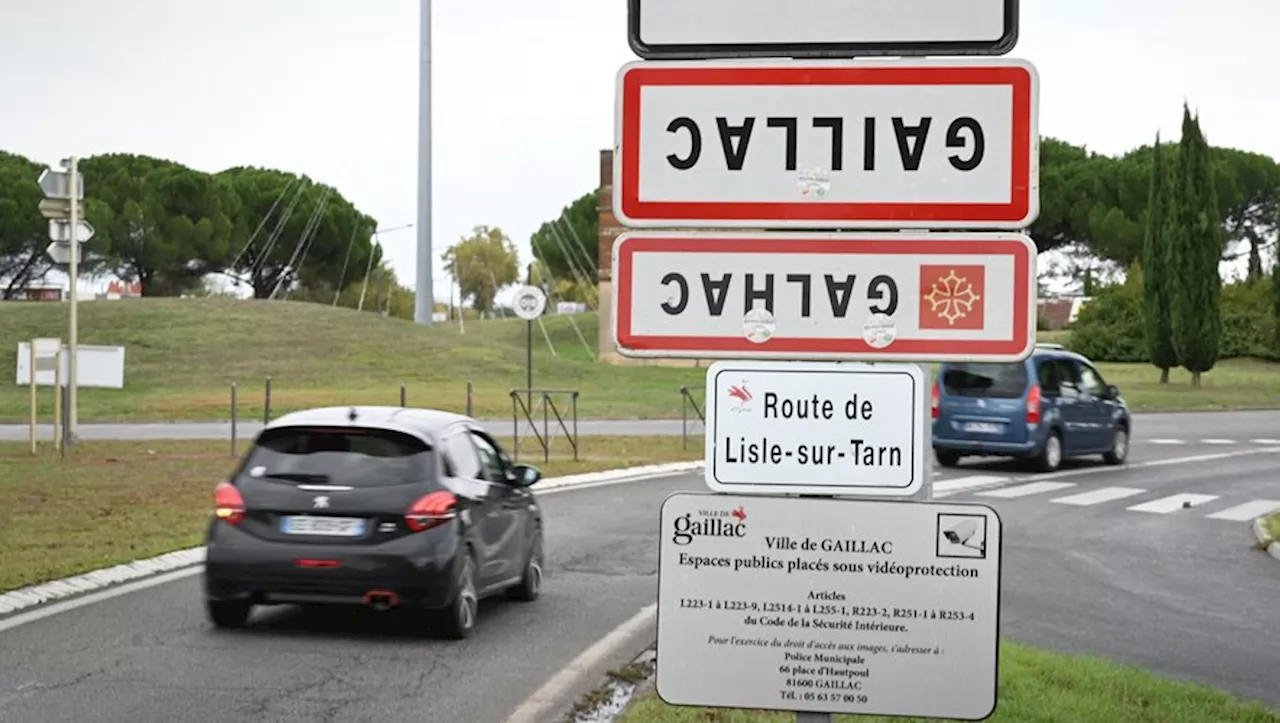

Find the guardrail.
[
  {"left": 509, "top": 388, "right": 580, "bottom": 463},
  {"left": 679, "top": 386, "right": 705, "bottom": 451}
]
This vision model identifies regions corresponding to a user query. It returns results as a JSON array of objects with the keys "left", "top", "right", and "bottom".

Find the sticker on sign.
[
  {"left": 656, "top": 491, "right": 1002, "bottom": 718},
  {"left": 613, "top": 58, "right": 1038, "bottom": 229},
  {"left": 628, "top": 0, "right": 1018, "bottom": 59},
  {"left": 705, "top": 360, "right": 926, "bottom": 497},
  {"left": 611, "top": 231, "right": 1037, "bottom": 362}
]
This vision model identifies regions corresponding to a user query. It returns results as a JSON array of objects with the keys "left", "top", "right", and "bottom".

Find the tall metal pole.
[
  {"left": 67, "top": 156, "right": 80, "bottom": 439},
  {"left": 414, "top": 0, "right": 434, "bottom": 325}
]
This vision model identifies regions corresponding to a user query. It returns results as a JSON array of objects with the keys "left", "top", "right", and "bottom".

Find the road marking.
[
  {"left": 933, "top": 476, "right": 1011, "bottom": 494},
  {"left": 504, "top": 604, "right": 657, "bottom": 723},
  {"left": 1200, "top": 439, "right": 1236, "bottom": 445},
  {"left": 1050, "top": 486, "right": 1146, "bottom": 506},
  {"left": 977, "top": 481, "right": 1076, "bottom": 499},
  {"left": 1251, "top": 439, "right": 1280, "bottom": 445},
  {"left": 1148, "top": 438, "right": 1186, "bottom": 445},
  {"left": 1127, "top": 494, "right": 1219, "bottom": 514},
  {"left": 1206, "top": 500, "right": 1280, "bottom": 522}
]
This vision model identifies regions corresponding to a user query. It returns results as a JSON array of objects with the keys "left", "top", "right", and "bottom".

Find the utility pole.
[
  {"left": 414, "top": 0, "right": 434, "bottom": 325},
  {"left": 67, "top": 157, "right": 79, "bottom": 435}
]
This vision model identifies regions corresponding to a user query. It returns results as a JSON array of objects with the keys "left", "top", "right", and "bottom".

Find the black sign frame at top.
[{"left": 626, "top": 0, "right": 1019, "bottom": 60}]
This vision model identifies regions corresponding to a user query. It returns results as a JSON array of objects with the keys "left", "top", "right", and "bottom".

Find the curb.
[
  {"left": 0, "top": 461, "right": 704, "bottom": 620},
  {"left": 1252, "top": 516, "right": 1280, "bottom": 562}
]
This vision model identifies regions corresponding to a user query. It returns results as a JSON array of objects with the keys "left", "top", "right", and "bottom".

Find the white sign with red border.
[
  {"left": 613, "top": 58, "right": 1039, "bottom": 229},
  {"left": 611, "top": 231, "right": 1037, "bottom": 362}
]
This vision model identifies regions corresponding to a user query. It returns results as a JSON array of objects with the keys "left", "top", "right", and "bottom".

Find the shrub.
[{"left": 1068, "top": 273, "right": 1277, "bottom": 363}]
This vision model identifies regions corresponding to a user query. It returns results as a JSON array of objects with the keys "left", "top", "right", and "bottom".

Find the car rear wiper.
[{"left": 248, "top": 471, "right": 333, "bottom": 485}]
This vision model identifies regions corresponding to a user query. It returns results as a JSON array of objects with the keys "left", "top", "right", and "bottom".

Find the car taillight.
[
  {"left": 406, "top": 491, "right": 458, "bottom": 532},
  {"left": 213, "top": 482, "right": 245, "bottom": 525},
  {"left": 1026, "top": 384, "right": 1042, "bottom": 424},
  {"left": 931, "top": 379, "right": 940, "bottom": 419}
]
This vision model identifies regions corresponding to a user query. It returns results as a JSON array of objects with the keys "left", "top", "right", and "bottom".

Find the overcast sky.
[{"left": 1, "top": 0, "right": 1276, "bottom": 300}]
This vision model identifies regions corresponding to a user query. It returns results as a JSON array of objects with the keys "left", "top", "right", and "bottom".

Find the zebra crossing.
[{"left": 934, "top": 474, "right": 1280, "bottom": 522}]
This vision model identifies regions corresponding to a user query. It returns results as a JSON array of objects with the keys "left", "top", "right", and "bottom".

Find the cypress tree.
[
  {"left": 1141, "top": 134, "right": 1177, "bottom": 383},
  {"left": 1167, "top": 105, "right": 1223, "bottom": 388}
]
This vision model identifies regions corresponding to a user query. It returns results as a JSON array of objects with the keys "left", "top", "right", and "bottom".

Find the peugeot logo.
[{"left": 313, "top": 496, "right": 330, "bottom": 509}]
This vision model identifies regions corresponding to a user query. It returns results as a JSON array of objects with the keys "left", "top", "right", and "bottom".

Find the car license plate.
[
  {"left": 963, "top": 422, "right": 1003, "bottom": 434},
  {"left": 282, "top": 516, "right": 365, "bottom": 537}
]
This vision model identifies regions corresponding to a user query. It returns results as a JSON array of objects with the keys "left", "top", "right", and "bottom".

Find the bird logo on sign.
[{"left": 726, "top": 383, "right": 752, "bottom": 414}]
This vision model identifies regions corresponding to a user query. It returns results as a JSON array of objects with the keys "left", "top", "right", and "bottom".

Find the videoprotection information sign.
[
  {"left": 656, "top": 492, "right": 1002, "bottom": 719},
  {"left": 704, "top": 360, "right": 926, "bottom": 497}
]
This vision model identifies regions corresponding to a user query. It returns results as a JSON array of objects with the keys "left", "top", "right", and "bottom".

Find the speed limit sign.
[{"left": 513, "top": 285, "right": 547, "bottom": 321}]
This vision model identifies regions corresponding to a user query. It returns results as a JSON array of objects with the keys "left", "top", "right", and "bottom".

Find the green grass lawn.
[
  {"left": 2, "top": 298, "right": 1277, "bottom": 423},
  {"left": 0, "top": 435, "right": 703, "bottom": 593},
  {"left": 618, "top": 639, "right": 1280, "bottom": 722}
]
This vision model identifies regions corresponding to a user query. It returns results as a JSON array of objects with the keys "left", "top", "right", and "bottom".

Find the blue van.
[{"left": 931, "top": 344, "right": 1132, "bottom": 472}]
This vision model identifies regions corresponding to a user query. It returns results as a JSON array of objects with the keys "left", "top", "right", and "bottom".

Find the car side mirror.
[
  {"left": 1105, "top": 385, "right": 1120, "bottom": 400},
  {"left": 509, "top": 464, "right": 542, "bottom": 487}
]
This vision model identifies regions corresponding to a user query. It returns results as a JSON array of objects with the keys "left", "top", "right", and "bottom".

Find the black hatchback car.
[{"left": 203, "top": 406, "right": 545, "bottom": 639}]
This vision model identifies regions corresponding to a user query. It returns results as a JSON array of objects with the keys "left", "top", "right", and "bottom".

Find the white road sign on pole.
[
  {"left": 613, "top": 58, "right": 1039, "bottom": 229},
  {"left": 45, "top": 242, "right": 81, "bottom": 265},
  {"left": 38, "top": 198, "right": 74, "bottom": 220},
  {"left": 37, "top": 168, "right": 85, "bottom": 200},
  {"left": 611, "top": 231, "right": 1037, "bottom": 362},
  {"left": 48, "top": 219, "right": 94, "bottom": 243},
  {"left": 703, "top": 361, "right": 926, "bottom": 497},
  {"left": 656, "top": 492, "right": 1002, "bottom": 718},
  {"left": 628, "top": 0, "right": 1018, "bottom": 59},
  {"left": 512, "top": 285, "right": 548, "bottom": 321}
]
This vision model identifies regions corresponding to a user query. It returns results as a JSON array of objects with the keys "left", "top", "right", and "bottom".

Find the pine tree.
[
  {"left": 1141, "top": 134, "right": 1177, "bottom": 383},
  {"left": 1167, "top": 105, "right": 1223, "bottom": 388}
]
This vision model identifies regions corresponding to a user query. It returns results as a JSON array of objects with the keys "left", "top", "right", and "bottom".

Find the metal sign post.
[
  {"left": 38, "top": 158, "right": 86, "bottom": 443},
  {"left": 512, "top": 285, "right": 548, "bottom": 409}
]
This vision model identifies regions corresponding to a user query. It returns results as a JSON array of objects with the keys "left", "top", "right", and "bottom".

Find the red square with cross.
[{"left": 919, "top": 265, "right": 986, "bottom": 330}]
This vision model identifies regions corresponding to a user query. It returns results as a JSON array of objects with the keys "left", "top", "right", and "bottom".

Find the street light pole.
[{"left": 414, "top": 0, "right": 434, "bottom": 325}]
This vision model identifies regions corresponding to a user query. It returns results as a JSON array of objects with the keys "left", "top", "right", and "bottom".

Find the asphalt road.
[
  {"left": 2, "top": 434, "right": 1278, "bottom": 720},
  {"left": 3, "top": 409, "right": 1279, "bottom": 442}
]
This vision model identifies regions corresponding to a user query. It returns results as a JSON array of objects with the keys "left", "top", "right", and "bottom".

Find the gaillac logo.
[{"left": 672, "top": 507, "right": 749, "bottom": 545}]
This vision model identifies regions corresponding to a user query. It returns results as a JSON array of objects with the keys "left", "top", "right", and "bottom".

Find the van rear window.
[{"left": 942, "top": 363, "right": 1028, "bottom": 399}]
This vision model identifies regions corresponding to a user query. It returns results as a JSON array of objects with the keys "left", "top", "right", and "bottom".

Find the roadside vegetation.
[
  {"left": 3, "top": 299, "right": 1280, "bottom": 425},
  {"left": 1264, "top": 513, "right": 1280, "bottom": 543},
  {"left": 617, "top": 639, "right": 1280, "bottom": 722},
  {"left": 0, "top": 435, "right": 702, "bottom": 593}
]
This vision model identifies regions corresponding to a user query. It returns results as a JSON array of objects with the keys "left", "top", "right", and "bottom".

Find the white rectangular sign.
[
  {"left": 705, "top": 361, "right": 926, "bottom": 497},
  {"left": 657, "top": 492, "right": 1002, "bottom": 718},
  {"left": 629, "top": 0, "right": 1018, "bottom": 59},
  {"left": 612, "top": 231, "right": 1037, "bottom": 362},
  {"left": 15, "top": 342, "right": 126, "bottom": 389},
  {"left": 614, "top": 58, "right": 1038, "bottom": 229}
]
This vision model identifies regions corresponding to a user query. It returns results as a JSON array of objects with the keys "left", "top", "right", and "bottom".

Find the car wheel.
[
  {"left": 509, "top": 533, "right": 544, "bottom": 602},
  {"left": 206, "top": 599, "right": 252, "bottom": 629},
  {"left": 435, "top": 553, "right": 479, "bottom": 640},
  {"left": 1103, "top": 426, "right": 1129, "bottom": 465},
  {"left": 934, "top": 450, "right": 962, "bottom": 468},
  {"left": 1034, "top": 431, "right": 1063, "bottom": 472}
]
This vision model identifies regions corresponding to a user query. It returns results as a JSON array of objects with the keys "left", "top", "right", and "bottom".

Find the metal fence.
[
  {"left": 509, "top": 388, "right": 580, "bottom": 463},
  {"left": 679, "top": 386, "right": 705, "bottom": 450}
]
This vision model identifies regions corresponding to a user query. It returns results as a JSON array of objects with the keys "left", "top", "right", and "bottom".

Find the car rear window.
[
  {"left": 239, "top": 426, "right": 435, "bottom": 488},
  {"left": 941, "top": 363, "right": 1028, "bottom": 399}
]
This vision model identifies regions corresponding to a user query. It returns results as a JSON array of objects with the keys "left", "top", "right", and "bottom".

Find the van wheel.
[
  {"left": 1103, "top": 426, "right": 1129, "bottom": 465},
  {"left": 206, "top": 599, "right": 252, "bottom": 629},
  {"left": 1034, "top": 431, "right": 1063, "bottom": 472},
  {"left": 935, "top": 450, "right": 962, "bottom": 468}
]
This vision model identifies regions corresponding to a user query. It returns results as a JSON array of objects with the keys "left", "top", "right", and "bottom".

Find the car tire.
[
  {"left": 1034, "top": 430, "right": 1063, "bottom": 473},
  {"left": 508, "top": 533, "right": 544, "bottom": 602},
  {"left": 435, "top": 552, "right": 479, "bottom": 640},
  {"left": 1103, "top": 425, "right": 1129, "bottom": 465},
  {"left": 206, "top": 599, "right": 252, "bottom": 629},
  {"left": 935, "top": 450, "right": 962, "bottom": 468}
]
